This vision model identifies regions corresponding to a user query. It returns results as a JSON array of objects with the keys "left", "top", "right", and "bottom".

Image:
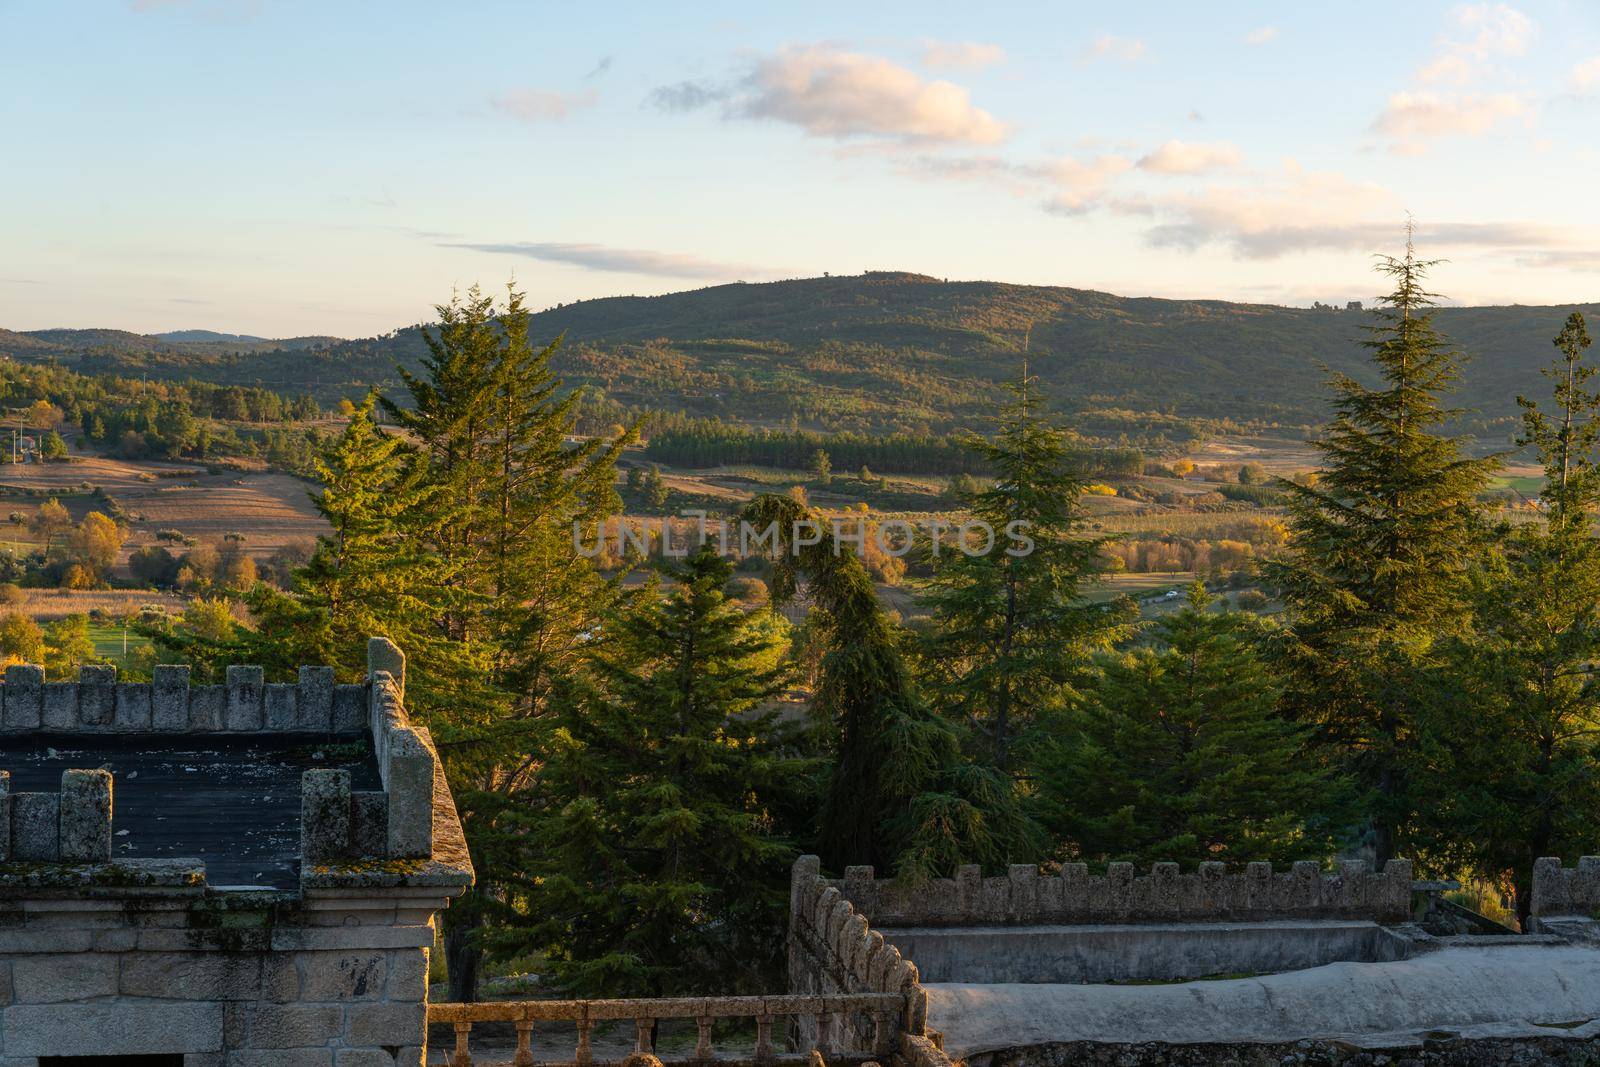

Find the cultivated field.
[{"left": 0, "top": 454, "right": 328, "bottom": 568}]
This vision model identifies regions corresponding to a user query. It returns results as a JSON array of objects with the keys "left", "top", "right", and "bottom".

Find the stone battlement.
[
  {"left": 1529, "top": 855, "right": 1600, "bottom": 923},
  {"left": 1, "top": 638, "right": 446, "bottom": 881},
  {"left": 824, "top": 857, "right": 1415, "bottom": 927}
]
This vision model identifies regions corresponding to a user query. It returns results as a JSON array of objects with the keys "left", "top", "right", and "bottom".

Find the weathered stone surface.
[
  {"left": 242, "top": 1002, "right": 343, "bottom": 1048},
  {"left": 264, "top": 682, "right": 297, "bottom": 730},
  {"left": 297, "top": 665, "right": 335, "bottom": 731},
  {"left": 0, "top": 771, "right": 9, "bottom": 861},
  {"left": 231, "top": 1052, "right": 332, "bottom": 1067},
  {"left": 41, "top": 681, "right": 78, "bottom": 730},
  {"left": 12, "top": 953, "right": 117, "bottom": 1002},
  {"left": 350, "top": 790, "right": 388, "bottom": 858},
  {"left": 118, "top": 952, "right": 265, "bottom": 1000},
  {"left": 367, "top": 636, "right": 406, "bottom": 701},
  {"left": 2, "top": 1001, "right": 223, "bottom": 1055},
  {"left": 152, "top": 663, "right": 191, "bottom": 730},
  {"left": 114, "top": 682, "right": 152, "bottom": 731},
  {"left": 384, "top": 726, "right": 434, "bottom": 859},
  {"left": 189, "top": 683, "right": 226, "bottom": 730},
  {"left": 299, "top": 952, "right": 384, "bottom": 1001},
  {"left": 2, "top": 664, "right": 42, "bottom": 730},
  {"left": 336, "top": 1051, "right": 404, "bottom": 1067},
  {"left": 11, "top": 792, "right": 60, "bottom": 861},
  {"left": 344, "top": 1000, "right": 424, "bottom": 1046},
  {"left": 58, "top": 768, "right": 112, "bottom": 862},
  {"left": 332, "top": 683, "right": 366, "bottom": 734},
  {"left": 301, "top": 768, "right": 352, "bottom": 864},
  {"left": 78, "top": 663, "right": 116, "bottom": 726},
  {"left": 226, "top": 664, "right": 265, "bottom": 731},
  {"left": 825, "top": 856, "right": 1413, "bottom": 926}
]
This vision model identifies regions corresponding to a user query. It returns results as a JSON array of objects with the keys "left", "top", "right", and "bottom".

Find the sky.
[{"left": 2, "top": 0, "right": 1598, "bottom": 337}]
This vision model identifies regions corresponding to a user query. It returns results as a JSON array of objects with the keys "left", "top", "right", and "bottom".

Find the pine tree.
[
  {"left": 1417, "top": 311, "right": 1600, "bottom": 919},
  {"left": 511, "top": 547, "right": 811, "bottom": 996},
  {"left": 744, "top": 494, "right": 1037, "bottom": 876},
  {"left": 1268, "top": 240, "right": 1499, "bottom": 865},
  {"left": 242, "top": 394, "right": 440, "bottom": 677},
  {"left": 1035, "top": 582, "right": 1344, "bottom": 867},
  {"left": 377, "top": 284, "right": 631, "bottom": 1001},
  {"left": 921, "top": 369, "right": 1132, "bottom": 770}
]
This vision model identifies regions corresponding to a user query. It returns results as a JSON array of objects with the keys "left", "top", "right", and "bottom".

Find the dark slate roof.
[{"left": 2, "top": 734, "right": 381, "bottom": 890}]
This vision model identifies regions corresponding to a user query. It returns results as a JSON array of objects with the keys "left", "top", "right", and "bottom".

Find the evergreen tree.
[
  {"left": 512, "top": 547, "right": 811, "bottom": 996},
  {"left": 810, "top": 448, "right": 831, "bottom": 485},
  {"left": 921, "top": 370, "right": 1132, "bottom": 770},
  {"left": 1268, "top": 241, "right": 1499, "bottom": 865},
  {"left": 744, "top": 494, "right": 1037, "bottom": 876},
  {"left": 240, "top": 394, "right": 439, "bottom": 677},
  {"left": 1035, "top": 583, "right": 1344, "bottom": 867},
  {"left": 1418, "top": 312, "right": 1600, "bottom": 919},
  {"left": 378, "top": 284, "right": 630, "bottom": 1001}
]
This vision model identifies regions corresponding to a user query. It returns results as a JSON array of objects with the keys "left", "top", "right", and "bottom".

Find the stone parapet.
[
  {"left": 1529, "top": 856, "right": 1600, "bottom": 925},
  {"left": 788, "top": 856, "right": 929, "bottom": 1050},
  {"left": 0, "top": 767, "right": 113, "bottom": 864},
  {"left": 0, "top": 661, "right": 357, "bottom": 737},
  {"left": 823, "top": 858, "right": 1415, "bottom": 928}
]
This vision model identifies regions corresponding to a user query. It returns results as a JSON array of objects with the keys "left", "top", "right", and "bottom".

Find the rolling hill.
[{"left": 3, "top": 272, "right": 1595, "bottom": 443}]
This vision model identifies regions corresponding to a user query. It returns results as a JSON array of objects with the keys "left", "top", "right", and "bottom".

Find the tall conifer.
[{"left": 1269, "top": 239, "right": 1499, "bottom": 864}]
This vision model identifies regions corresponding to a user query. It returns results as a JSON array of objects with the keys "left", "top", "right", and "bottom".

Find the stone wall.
[
  {"left": 825, "top": 858, "right": 1414, "bottom": 928},
  {"left": 1528, "top": 856, "right": 1600, "bottom": 924},
  {"left": 788, "top": 856, "right": 929, "bottom": 1052},
  {"left": 0, "top": 637, "right": 473, "bottom": 1065},
  {"left": 0, "top": 662, "right": 364, "bottom": 736},
  {"left": 0, "top": 767, "right": 112, "bottom": 864},
  {"left": 0, "top": 863, "right": 447, "bottom": 1065}
]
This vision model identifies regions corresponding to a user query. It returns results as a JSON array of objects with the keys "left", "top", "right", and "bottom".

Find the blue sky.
[{"left": 2, "top": 0, "right": 1597, "bottom": 336}]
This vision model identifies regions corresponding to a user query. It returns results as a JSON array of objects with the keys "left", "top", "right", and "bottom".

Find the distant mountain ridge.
[{"left": 2, "top": 272, "right": 1595, "bottom": 439}]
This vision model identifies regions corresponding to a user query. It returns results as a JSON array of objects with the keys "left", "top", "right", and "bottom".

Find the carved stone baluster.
[
  {"left": 575, "top": 1020, "right": 594, "bottom": 1067},
  {"left": 514, "top": 1019, "right": 535, "bottom": 1067},
  {"left": 755, "top": 1013, "right": 774, "bottom": 1062},
  {"left": 451, "top": 1021, "right": 474, "bottom": 1067},
  {"left": 815, "top": 1011, "right": 834, "bottom": 1059},
  {"left": 695, "top": 1016, "right": 713, "bottom": 1060},
  {"left": 636, "top": 1017, "right": 656, "bottom": 1053}
]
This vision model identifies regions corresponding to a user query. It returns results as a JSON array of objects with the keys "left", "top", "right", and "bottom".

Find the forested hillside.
[{"left": 4, "top": 272, "right": 1595, "bottom": 443}]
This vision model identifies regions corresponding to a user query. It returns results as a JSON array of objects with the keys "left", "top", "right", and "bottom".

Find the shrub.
[{"left": 1235, "top": 589, "right": 1270, "bottom": 611}]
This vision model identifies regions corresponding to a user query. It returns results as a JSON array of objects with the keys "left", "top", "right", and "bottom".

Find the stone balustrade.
[
  {"left": 823, "top": 858, "right": 1415, "bottom": 927},
  {"left": 429, "top": 993, "right": 905, "bottom": 1067}
]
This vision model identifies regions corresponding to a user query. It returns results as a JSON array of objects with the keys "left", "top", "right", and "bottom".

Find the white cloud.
[
  {"left": 1372, "top": 91, "right": 1530, "bottom": 153},
  {"left": 1417, "top": 3, "right": 1534, "bottom": 83},
  {"left": 1138, "top": 162, "right": 1400, "bottom": 257},
  {"left": 921, "top": 40, "right": 1006, "bottom": 71},
  {"left": 1572, "top": 55, "right": 1600, "bottom": 92},
  {"left": 1029, "top": 155, "right": 1134, "bottom": 213},
  {"left": 1242, "top": 26, "right": 1278, "bottom": 46},
  {"left": 1084, "top": 34, "right": 1146, "bottom": 63},
  {"left": 490, "top": 89, "right": 598, "bottom": 122},
  {"left": 738, "top": 45, "right": 1008, "bottom": 145},
  {"left": 438, "top": 241, "right": 780, "bottom": 280},
  {"left": 1136, "top": 140, "right": 1241, "bottom": 175}
]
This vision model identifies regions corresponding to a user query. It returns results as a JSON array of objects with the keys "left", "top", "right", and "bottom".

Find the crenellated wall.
[
  {"left": 1529, "top": 856, "right": 1600, "bottom": 926},
  {"left": 0, "top": 767, "right": 112, "bottom": 864},
  {"left": 824, "top": 858, "right": 1415, "bottom": 928},
  {"left": 0, "top": 637, "right": 473, "bottom": 1066},
  {"left": 0, "top": 661, "right": 365, "bottom": 735},
  {"left": 788, "top": 855, "right": 932, "bottom": 1050}
]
